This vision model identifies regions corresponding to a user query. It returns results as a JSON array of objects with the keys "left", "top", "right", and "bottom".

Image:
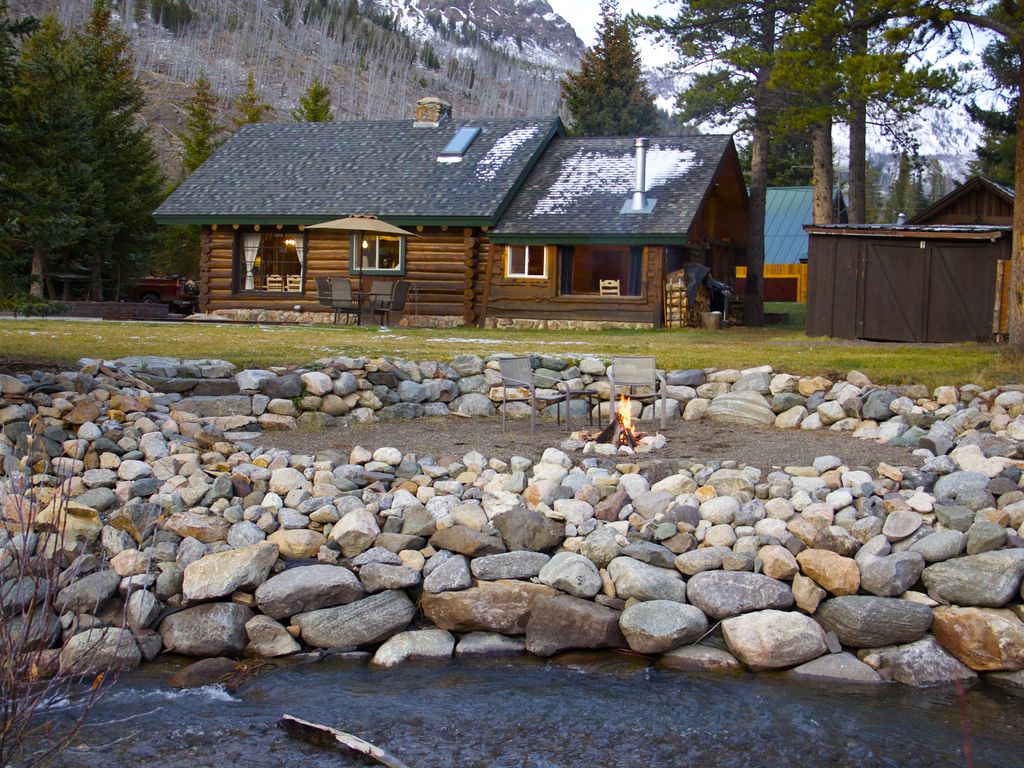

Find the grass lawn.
[{"left": 0, "top": 305, "right": 1019, "bottom": 389}]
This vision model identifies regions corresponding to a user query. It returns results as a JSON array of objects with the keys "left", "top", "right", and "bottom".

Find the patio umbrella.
[{"left": 306, "top": 215, "right": 419, "bottom": 283}]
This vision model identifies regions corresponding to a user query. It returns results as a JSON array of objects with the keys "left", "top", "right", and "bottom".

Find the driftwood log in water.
[{"left": 279, "top": 714, "right": 412, "bottom": 768}]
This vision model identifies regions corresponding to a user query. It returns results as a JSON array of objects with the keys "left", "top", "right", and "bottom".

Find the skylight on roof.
[{"left": 438, "top": 127, "right": 481, "bottom": 163}]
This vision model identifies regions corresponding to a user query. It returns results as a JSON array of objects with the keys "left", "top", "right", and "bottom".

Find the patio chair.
[
  {"left": 599, "top": 279, "right": 621, "bottom": 296},
  {"left": 329, "top": 279, "right": 361, "bottom": 325},
  {"left": 286, "top": 274, "right": 303, "bottom": 292},
  {"left": 608, "top": 355, "right": 668, "bottom": 430},
  {"left": 265, "top": 274, "right": 283, "bottom": 291},
  {"left": 372, "top": 280, "right": 410, "bottom": 325},
  {"left": 498, "top": 355, "right": 569, "bottom": 434}
]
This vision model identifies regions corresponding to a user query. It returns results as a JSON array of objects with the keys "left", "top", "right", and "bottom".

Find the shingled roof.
[
  {"left": 491, "top": 134, "right": 738, "bottom": 241},
  {"left": 154, "top": 117, "right": 562, "bottom": 225}
]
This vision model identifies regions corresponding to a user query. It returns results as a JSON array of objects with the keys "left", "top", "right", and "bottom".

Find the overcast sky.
[{"left": 547, "top": 0, "right": 678, "bottom": 67}]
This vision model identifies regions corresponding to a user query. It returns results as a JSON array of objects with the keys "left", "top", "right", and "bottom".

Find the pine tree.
[
  {"left": 292, "top": 76, "right": 333, "bottom": 121},
  {"left": 74, "top": 0, "right": 164, "bottom": 299},
  {"left": 232, "top": 70, "right": 273, "bottom": 129},
  {"left": 560, "top": 0, "right": 658, "bottom": 137},
  {"left": 967, "top": 38, "right": 1017, "bottom": 186},
  {"left": 637, "top": 1, "right": 789, "bottom": 326},
  {"left": 4, "top": 15, "right": 101, "bottom": 298},
  {"left": 180, "top": 74, "right": 224, "bottom": 175}
]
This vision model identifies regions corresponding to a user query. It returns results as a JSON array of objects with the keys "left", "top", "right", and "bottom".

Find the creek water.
[{"left": 55, "top": 653, "right": 1022, "bottom": 768}]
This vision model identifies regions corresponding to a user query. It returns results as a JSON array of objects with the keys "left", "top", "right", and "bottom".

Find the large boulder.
[
  {"left": 524, "top": 594, "right": 625, "bottom": 657},
  {"left": 182, "top": 542, "right": 278, "bottom": 602},
  {"left": 796, "top": 549, "right": 860, "bottom": 596},
  {"left": 470, "top": 551, "right": 551, "bottom": 581},
  {"left": 619, "top": 600, "right": 708, "bottom": 654},
  {"left": 294, "top": 590, "right": 415, "bottom": 649},
  {"left": 863, "top": 637, "right": 977, "bottom": 687},
  {"left": 245, "top": 615, "right": 301, "bottom": 657},
  {"left": 538, "top": 552, "right": 602, "bottom": 598},
  {"left": 492, "top": 507, "right": 564, "bottom": 552},
  {"left": 931, "top": 606, "right": 1024, "bottom": 671},
  {"left": 721, "top": 609, "right": 827, "bottom": 671},
  {"left": 921, "top": 549, "right": 1024, "bottom": 607},
  {"left": 254, "top": 564, "right": 364, "bottom": 620},
  {"left": 704, "top": 391, "right": 775, "bottom": 427},
  {"left": 607, "top": 557, "right": 687, "bottom": 603},
  {"left": 159, "top": 603, "right": 254, "bottom": 657},
  {"left": 686, "top": 571, "right": 793, "bottom": 620},
  {"left": 329, "top": 509, "right": 380, "bottom": 558},
  {"left": 787, "top": 653, "right": 884, "bottom": 684},
  {"left": 370, "top": 629, "right": 455, "bottom": 667},
  {"left": 266, "top": 529, "right": 325, "bottom": 559},
  {"left": 58, "top": 627, "right": 141, "bottom": 676},
  {"left": 814, "top": 596, "right": 933, "bottom": 648},
  {"left": 858, "top": 552, "right": 926, "bottom": 597},
  {"left": 428, "top": 526, "right": 506, "bottom": 557},
  {"left": 420, "top": 580, "right": 557, "bottom": 634},
  {"left": 163, "top": 512, "right": 230, "bottom": 543},
  {"left": 56, "top": 569, "right": 120, "bottom": 614}
]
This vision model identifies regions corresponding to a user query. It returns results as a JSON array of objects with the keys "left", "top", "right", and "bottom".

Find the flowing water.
[{"left": 55, "top": 653, "right": 1022, "bottom": 768}]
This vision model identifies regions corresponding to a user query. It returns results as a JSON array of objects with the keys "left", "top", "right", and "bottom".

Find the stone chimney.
[{"left": 414, "top": 97, "right": 452, "bottom": 127}]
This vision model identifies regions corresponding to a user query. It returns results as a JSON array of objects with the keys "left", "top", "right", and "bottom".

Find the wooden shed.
[{"left": 805, "top": 225, "right": 1011, "bottom": 342}]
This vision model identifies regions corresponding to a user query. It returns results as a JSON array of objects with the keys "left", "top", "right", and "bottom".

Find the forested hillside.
[{"left": 13, "top": 0, "right": 581, "bottom": 176}]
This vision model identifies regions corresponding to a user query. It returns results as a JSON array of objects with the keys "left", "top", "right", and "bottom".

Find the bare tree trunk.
[
  {"left": 811, "top": 115, "right": 834, "bottom": 225},
  {"left": 30, "top": 243, "right": 45, "bottom": 298},
  {"left": 745, "top": 123, "right": 768, "bottom": 327},
  {"left": 1007, "top": 51, "right": 1024, "bottom": 351},
  {"left": 847, "top": 100, "right": 866, "bottom": 223},
  {"left": 90, "top": 252, "right": 103, "bottom": 301},
  {"left": 847, "top": 4, "right": 867, "bottom": 224}
]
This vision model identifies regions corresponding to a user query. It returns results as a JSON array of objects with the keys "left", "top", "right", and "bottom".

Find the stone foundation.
[{"left": 483, "top": 317, "right": 654, "bottom": 331}]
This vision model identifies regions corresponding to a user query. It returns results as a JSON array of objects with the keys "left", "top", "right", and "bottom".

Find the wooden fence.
[{"left": 735, "top": 264, "right": 808, "bottom": 303}]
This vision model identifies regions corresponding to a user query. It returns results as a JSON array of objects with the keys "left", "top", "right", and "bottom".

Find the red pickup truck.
[{"left": 128, "top": 277, "right": 199, "bottom": 315}]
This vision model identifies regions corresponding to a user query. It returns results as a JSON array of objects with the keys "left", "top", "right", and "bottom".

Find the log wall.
[
  {"left": 200, "top": 225, "right": 473, "bottom": 320},
  {"left": 484, "top": 245, "right": 662, "bottom": 326}
]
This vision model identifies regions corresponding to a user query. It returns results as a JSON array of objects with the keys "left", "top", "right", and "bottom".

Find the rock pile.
[{"left": 3, "top": 357, "right": 1024, "bottom": 688}]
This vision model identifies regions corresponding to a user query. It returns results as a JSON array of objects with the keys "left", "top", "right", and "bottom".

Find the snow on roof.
[
  {"left": 476, "top": 125, "right": 541, "bottom": 181},
  {"left": 531, "top": 146, "right": 699, "bottom": 216}
]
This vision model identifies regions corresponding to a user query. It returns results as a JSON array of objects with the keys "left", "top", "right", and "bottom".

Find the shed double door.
[{"left": 809, "top": 238, "right": 998, "bottom": 342}]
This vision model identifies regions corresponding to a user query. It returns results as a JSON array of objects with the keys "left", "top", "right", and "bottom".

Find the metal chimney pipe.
[{"left": 632, "top": 137, "right": 648, "bottom": 211}]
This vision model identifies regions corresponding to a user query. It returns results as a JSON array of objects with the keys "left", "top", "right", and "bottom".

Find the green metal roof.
[{"left": 765, "top": 186, "right": 813, "bottom": 265}]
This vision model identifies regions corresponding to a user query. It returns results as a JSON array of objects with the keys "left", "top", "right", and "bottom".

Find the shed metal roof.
[
  {"left": 154, "top": 118, "right": 562, "bottom": 225},
  {"left": 764, "top": 186, "right": 813, "bottom": 264},
  {"left": 491, "top": 134, "right": 737, "bottom": 242}
]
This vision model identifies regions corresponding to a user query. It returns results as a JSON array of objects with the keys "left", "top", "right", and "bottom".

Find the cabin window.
[
  {"left": 233, "top": 229, "right": 306, "bottom": 293},
  {"left": 506, "top": 245, "right": 546, "bottom": 278},
  {"left": 558, "top": 245, "right": 643, "bottom": 297},
  {"left": 351, "top": 235, "right": 406, "bottom": 275}
]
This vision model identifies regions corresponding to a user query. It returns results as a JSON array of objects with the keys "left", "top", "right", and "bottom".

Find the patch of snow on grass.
[
  {"left": 532, "top": 146, "right": 699, "bottom": 215},
  {"left": 476, "top": 126, "right": 540, "bottom": 181}
]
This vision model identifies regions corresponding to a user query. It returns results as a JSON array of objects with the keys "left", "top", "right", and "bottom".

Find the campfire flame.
[{"left": 615, "top": 394, "right": 641, "bottom": 446}]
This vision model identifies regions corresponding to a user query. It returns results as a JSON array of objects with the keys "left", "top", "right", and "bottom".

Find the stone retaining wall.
[{"left": 2, "top": 357, "right": 1024, "bottom": 689}]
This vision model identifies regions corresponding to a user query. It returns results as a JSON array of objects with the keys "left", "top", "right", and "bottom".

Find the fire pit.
[{"left": 572, "top": 395, "right": 668, "bottom": 455}]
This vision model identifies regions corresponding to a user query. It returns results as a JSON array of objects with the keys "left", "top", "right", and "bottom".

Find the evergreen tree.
[
  {"left": 637, "top": 1, "right": 791, "bottom": 325},
  {"left": 232, "top": 70, "right": 273, "bottom": 129},
  {"left": 180, "top": 74, "right": 224, "bottom": 175},
  {"left": 292, "top": 76, "right": 333, "bottom": 121},
  {"left": 967, "top": 38, "right": 1017, "bottom": 185},
  {"left": 74, "top": 0, "right": 164, "bottom": 299},
  {"left": 910, "top": 1, "right": 1022, "bottom": 347},
  {"left": 4, "top": 15, "right": 101, "bottom": 297},
  {"left": 0, "top": 0, "right": 36, "bottom": 87},
  {"left": 560, "top": 0, "right": 658, "bottom": 137},
  {"left": 738, "top": 129, "right": 814, "bottom": 187}
]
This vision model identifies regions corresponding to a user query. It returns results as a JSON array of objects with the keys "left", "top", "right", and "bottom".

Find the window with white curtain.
[
  {"left": 233, "top": 230, "right": 307, "bottom": 293},
  {"left": 351, "top": 235, "right": 405, "bottom": 274}
]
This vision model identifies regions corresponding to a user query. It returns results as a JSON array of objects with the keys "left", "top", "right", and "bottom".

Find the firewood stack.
[{"left": 663, "top": 270, "right": 711, "bottom": 328}]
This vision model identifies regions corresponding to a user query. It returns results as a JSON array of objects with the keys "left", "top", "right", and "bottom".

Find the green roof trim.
[
  {"left": 154, "top": 215, "right": 494, "bottom": 227},
  {"left": 490, "top": 234, "right": 691, "bottom": 246}
]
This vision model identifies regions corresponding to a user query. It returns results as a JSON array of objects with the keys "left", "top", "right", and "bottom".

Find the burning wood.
[{"left": 591, "top": 395, "right": 644, "bottom": 447}]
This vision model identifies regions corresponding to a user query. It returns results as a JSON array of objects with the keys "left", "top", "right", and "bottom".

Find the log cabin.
[{"left": 154, "top": 98, "right": 749, "bottom": 328}]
